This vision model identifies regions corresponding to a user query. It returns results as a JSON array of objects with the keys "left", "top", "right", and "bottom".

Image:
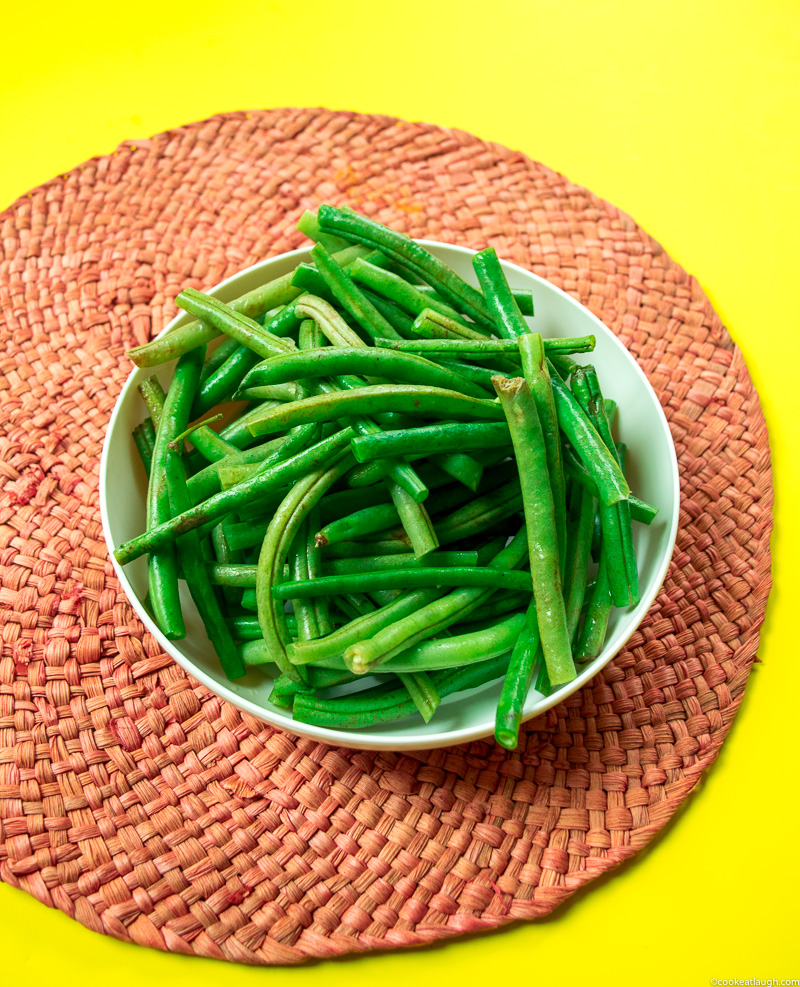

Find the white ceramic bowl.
[{"left": 101, "top": 242, "right": 679, "bottom": 751}]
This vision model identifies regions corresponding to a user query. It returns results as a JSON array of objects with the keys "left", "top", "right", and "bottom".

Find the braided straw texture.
[{"left": 0, "top": 109, "right": 772, "bottom": 964}]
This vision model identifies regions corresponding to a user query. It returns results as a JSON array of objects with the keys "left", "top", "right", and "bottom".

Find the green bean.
[
  {"left": 211, "top": 520, "right": 242, "bottom": 610},
  {"left": 360, "top": 288, "right": 416, "bottom": 337},
  {"left": 561, "top": 444, "right": 657, "bottom": 525},
  {"left": 317, "top": 206, "right": 496, "bottom": 329},
  {"left": 397, "top": 672, "right": 440, "bottom": 722},
  {"left": 349, "top": 257, "right": 463, "bottom": 322},
  {"left": 575, "top": 555, "right": 612, "bottom": 664},
  {"left": 209, "top": 551, "right": 478, "bottom": 586},
  {"left": 132, "top": 423, "right": 154, "bottom": 476},
  {"left": 429, "top": 450, "right": 484, "bottom": 491},
  {"left": 450, "top": 590, "right": 531, "bottom": 629},
  {"left": 146, "top": 371, "right": 234, "bottom": 466},
  {"left": 332, "top": 593, "right": 376, "bottom": 620},
  {"left": 472, "top": 247, "right": 530, "bottom": 339},
  {"left": 186, "top": 435, "right": 286, "bottom": 503},
  {"left": 519, "top": 332, "right": 567, "bottom": 573},
  {"left": 534, "top": 655, "right": 552, "bottom": 695},
  {"left": 347, "top": 415, "right": 429, "bottom": 505},
  {"left": 221, "top": 515, "right": 271, "bottom": 553},
  {"left": 388, "top": 480, "right": 438, "bottom": 558},
  {"left": 374, "top": 335, "right": 594, "bottom": 355},
  {"left": 259, "top": 291, "right": 318, "bottom": 341},
  {"left": 411, "top": 308, "right": 490, "bottom": 342},
  {"left": 419, "top": 285, "right": 536, "bottom": 317},
  {"left": 255, "top": 453, "right": 353, "bottom": 680},
  {"left": 318, "top": 483, "right": 392, "bottom": 523},
  {"left": 292, "top": 653, "right": 511, "bottom": 728},
  {"left": 316, "top": 502, "right": 399, "bottom": 546},
  {"left": 226, "top": 614, "right": 266, "bottom": 640},
  {"left": 297, "top": 209, "right": 352, "bottom": 253},
  {"left": 268, "top": 672, "right": 301, "bottom": 708},
  {"left": 547, "top": 363, "right": 630, "bottom": 506},
  {"left": 494, "top": 601, "right": 542, "bottom": 749},
  {"left": 287, "top": 588, "right": 443, "bottom": 665},
  {"left": 493, "top": 376, "right": 575, "bottom": 687},
  {"left": 548, "top": 353, "right": 578, "bottom": 379},
  {"left": 238, "top": 639, "right": 281, "bottom": 669},
  {"left": 350, "top": 422, "right": 511, "bottom": 463},
  {"left": 200, "top": 335, "right": 240, "bottom": 383},
  {"left": 584, "top": 371, "right": 638, "bottom": 605},
  {"left": 342, "top": 526, "right": 528, "bottom": 673},
  {"left": 292, "top": 294, "right": 365, "bottom": 347},
  {"left": 127, "top": 270, "right": 302, "bottom": 368},
  {"left": 571, "top": 367, "right": 637, "bottom": 607},
  {"left": 306, "top": 505, "right": 333, "bottom": 637},
  {"left": 288, "top": 519, "right": 319, "bottom": 642},
  {"left": 310, "top": 243, "right": 403, "bottom": 342},
  {"left": 246, "top": 384, "right": 505, "bottom": 438},
  {"left": 236, "top": 383, "right": 299, "bottom": 402},
  {"left": 380, "top": 611, "right": 525, "bottom": 672},
  {"left": 146, "top": 348, "right": 205, "bottom": 639},
  {"left": 192, "top": 344, "right": 262, "bottom": 416},
  {"left": 114, "top": 427, "right": 356, "bottom": 565},
  {"left": 563, "top": 485, "right": 596, "bottom": 640},
  {"left": 187, "top": 423, "right": 240, "bottom": 464},
  {"left": 290, "top": 265, "right": 341, "bottom": 305},
  {"left": 177, "top": 288, "right": 295, "bottom": 360},
  {"left": 433, "top": 477, "right": 524, "bottom": 545},
  {"left": 305, "top": 357, "right": 433, "bottom": 505},
  {"left": 217, "top": 399, "right": 283, "bottom": 448},
  {"left": 238, "top": 347, "right": 487, "bottom": 400},
  {"left": 137, "top": 375, "right": 166, "bottom": 428},
  {"left": 326, "top": 551, "right": 478, "bottom": 574},
  {"left": 437, "top": 359, "right": 501, "bottom": 393},
  {"left": 322, "top": 539, "right": 411, "bottom": 558},
  {"left": 165, "top": 442, "right": 245, "bottom": 679}
]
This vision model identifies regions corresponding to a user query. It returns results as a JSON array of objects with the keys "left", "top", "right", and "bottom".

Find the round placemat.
[{"left": 0, "top": 109, "right": 772, "bottom": 964}]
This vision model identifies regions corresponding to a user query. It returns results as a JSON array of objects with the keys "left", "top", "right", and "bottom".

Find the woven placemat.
[{"left": 0, "top": 109, "right": 772, "bottom": 964}]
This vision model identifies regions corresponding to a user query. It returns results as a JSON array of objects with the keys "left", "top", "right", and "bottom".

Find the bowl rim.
[{"left": 100, "top": 239, "right": 680, "bottom": 751}]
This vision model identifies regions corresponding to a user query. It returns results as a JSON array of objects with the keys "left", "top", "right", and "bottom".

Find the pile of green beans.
[{"left": 117, "top": 205, "right": 658, "bottom": 747}]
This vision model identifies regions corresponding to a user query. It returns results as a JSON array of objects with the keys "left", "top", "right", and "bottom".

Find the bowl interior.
[{"left": 101, "top": 242, "right": 679, "bottom": 750}]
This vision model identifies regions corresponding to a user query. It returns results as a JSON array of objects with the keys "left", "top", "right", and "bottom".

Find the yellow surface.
[{"left": 1, "top": 1, "right": 798, "bottom": 983}]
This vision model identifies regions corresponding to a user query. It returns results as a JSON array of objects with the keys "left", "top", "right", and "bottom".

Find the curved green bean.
[
  {"left": 246, "top": 384, "right": 505, "bottom": 437},
  {"left": 238, "top": 347, "right": 487, "bottom": 400},
  {"left": 255, "top": 453, "right": 353, "bottom": 679}
]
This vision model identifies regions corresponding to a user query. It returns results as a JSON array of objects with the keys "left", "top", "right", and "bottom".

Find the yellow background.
[{"left": 1, "top": 1, "right": 797, "bottom": 983}]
